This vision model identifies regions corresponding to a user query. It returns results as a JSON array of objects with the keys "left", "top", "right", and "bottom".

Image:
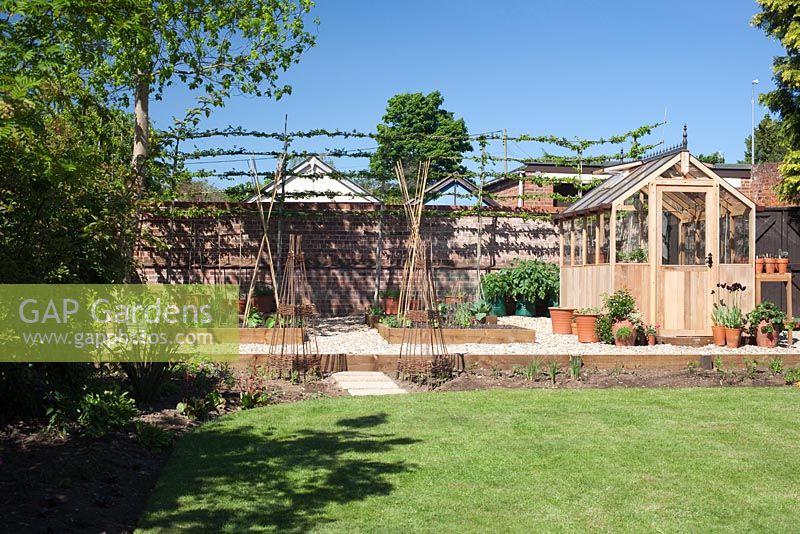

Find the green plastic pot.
[
  {"left": 514, "top": 300, "right": 536, "bottom": 317},
  {"left": 488, "top": 296, "right": 507, "bottom": 317}
]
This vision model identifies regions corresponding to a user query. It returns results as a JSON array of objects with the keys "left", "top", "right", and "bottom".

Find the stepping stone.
[{"left": 331, "top": 372, "right": 407, "bottom": 396}]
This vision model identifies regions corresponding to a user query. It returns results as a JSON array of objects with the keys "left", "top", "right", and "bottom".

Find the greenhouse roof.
[{"left": 557, "top": 152, "right": 677, "bottom": 219}]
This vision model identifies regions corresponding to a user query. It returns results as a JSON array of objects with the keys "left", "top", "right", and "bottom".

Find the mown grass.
[{"left": 138, "top": 388, "right": 800, "bottom": 533}]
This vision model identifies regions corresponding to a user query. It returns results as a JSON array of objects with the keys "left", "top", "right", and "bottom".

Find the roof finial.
[{"left": 682, "top": 124, "right": 688, "bottom": 148}]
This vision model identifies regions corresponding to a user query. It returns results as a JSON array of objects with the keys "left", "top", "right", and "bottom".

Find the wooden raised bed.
[
  {"left": 376, "top": 323, "right": 535, "bottom": 345},
  {"left": 236, "top": 328, "right": 304, "bottom": 344}
]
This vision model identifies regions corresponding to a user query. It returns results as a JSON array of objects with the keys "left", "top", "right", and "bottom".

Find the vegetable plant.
[
  {"left": 480, "top": 271, "right": 510, "bottom": 302},
  {"left": 506, "top": 260, "right": 559, "bottom": 304}
]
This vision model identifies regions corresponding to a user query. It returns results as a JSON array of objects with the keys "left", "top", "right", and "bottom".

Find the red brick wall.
[
  {"left": 487, "top": 181, "right": 557, "bottom": 212},
  {"left": 135, "top": 203, "right": 558, "bottom": 315},
  {"left": 740, "top": 163, "right": 792, "bottom": 208}
]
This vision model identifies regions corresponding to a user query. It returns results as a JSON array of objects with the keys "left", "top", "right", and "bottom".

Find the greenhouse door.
[{"left": 656, "top": 185, "right": 717, "bottom": 336}]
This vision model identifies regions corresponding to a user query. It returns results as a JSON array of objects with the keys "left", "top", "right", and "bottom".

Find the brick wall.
[
  {"left": 487, "top": 180, "right": 557, "bottom": 212},
  {"left": 136, "top": 203, "right": 558, "bottom": 315},
  {"left": 740, "top": 163, "right": 791, "bottom": 208}
]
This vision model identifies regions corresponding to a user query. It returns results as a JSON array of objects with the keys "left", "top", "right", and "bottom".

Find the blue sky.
[{"left": 153, "top": 0, "right": 784, "bottom": 185}]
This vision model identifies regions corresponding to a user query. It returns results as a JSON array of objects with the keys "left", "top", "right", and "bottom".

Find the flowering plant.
[
  {"left": 714, "top": 282, "right": 746, "bottom": 328},
  {"left": 644, "top": 324, "right": 659, "bottom": 336}
]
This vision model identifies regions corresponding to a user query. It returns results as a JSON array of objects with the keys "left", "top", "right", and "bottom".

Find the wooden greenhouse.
[{"left": 554, "top": 148, "right": 756, "bottom": 338}]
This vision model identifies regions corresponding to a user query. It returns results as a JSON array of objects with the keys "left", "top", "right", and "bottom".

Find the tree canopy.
[
  {"left": 742, "top": 115, "right": 790, "bottom": 164},
  {"left": 2, "top": 0, "right": 317, "bottom": 194},
  {"left": 752, "top": 1, "right": 800, "bottom": 200},
  {"left": 370, "top": 91, "right": 473, "bottom": 191}
]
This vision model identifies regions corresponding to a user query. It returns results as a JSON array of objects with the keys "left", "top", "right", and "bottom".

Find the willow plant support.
[{"left": 264, "top": 234, "right": 321, "bottom": 377}]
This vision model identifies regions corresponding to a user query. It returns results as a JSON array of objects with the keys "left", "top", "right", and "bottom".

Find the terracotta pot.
[
  {"left": 549, "top": 307, "right": 575, "bottom": 335},
  {"left": 612, "top": 319, "right": 636, "bottom": 347},
  {"left": 725, "top": 327, "right": 742, "bottom": 348},
  {"left": 365, "top": 314, "right": 381, "bottom": 328},
  {"left": 755, "top": 320, "right": 781, "bottom": 348},
  {"left": 251, "top": 294, "right": 275, "bottom": 314},
  {"left": 777, "top": 258, "right": 790, "bottom": 274},
  {"left": 575, "top": 314, "right": 600, "bottom": 343},
  {"left": 712, "top": 325, "right": 727, "bottom": 347},
  {"left": 756, "top": 257, "right": 765, "bottom": 274},
  {"left": 238, "top": 298, "right": 247, "bottom": 314},
  {"left": 647, "top": 334, "right": 656, "bottom": 346},
  {"left": 383, "top": 296, "right": 399, "bottom": 315},
  {"left": 443, "top": 295, "right": 465, "bottom": 305},
  {"left": 765, "top": 258, "right": 777, "bottom": 274},
  {"left": 571, "top": 321, "right": 578, "bottom": 335}
]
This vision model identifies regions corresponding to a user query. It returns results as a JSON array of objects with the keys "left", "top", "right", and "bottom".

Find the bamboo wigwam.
[{"left": 395, "top": 161, "right": 454, "bottom": 383}]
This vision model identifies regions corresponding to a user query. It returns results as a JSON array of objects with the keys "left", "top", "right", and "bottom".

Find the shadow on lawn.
[{"left": 140, "top": 411, "right": 418, "bottom": 533}]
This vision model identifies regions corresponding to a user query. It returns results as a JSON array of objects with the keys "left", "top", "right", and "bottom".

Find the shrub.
[{"left": 77, "top": 390, "right": 138, "bottom": 437}]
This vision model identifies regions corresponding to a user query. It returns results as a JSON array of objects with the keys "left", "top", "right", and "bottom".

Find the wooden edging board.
[
  {"left": 238, "top": 352, "right": 800, "bottom": 373},
  {"left": 375, "top": 323, "right": 536, "bottom": 345}
]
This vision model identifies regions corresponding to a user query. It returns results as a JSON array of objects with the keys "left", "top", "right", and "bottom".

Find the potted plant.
[
  {"left": 574, "top": 307, "right": 601, "bottom": 343},
  {"left": 777, "top": 250, "right": 790, "bottom": 274},
  {"left": 746, "top": 301, "right": 786, "bottom": 348},
  {"left": 481, "top": 271, "right": 510, "bottom": 317},
  {"left": 645, "top": 324, "right": 659, "bottom": 346},
  {"left": 548, "top": 305, "right": 575, "bottom": 335},
  {"left": 614, "top": 325, "right": 634, "bottom": 347},
  {"left": 251, "top": 282, "right": 275, "bottom": 314},
  {"left": 755, "top": 255, "right": 765, "bottom": 274},
  {"left": 507, "top": 259, "right": 559, "bottom": 317},
  {"left": 718, "top": 282, "right": 745, "bottom": 348},
  {"left": 711, "top": 288, "right": 727, "bottom": 347},
  {"left": 765, "top": 254, "right": 777, "bottom": 275},
  {"left": 380, "top": 287, "right": 401, "bottom": 315},
  {"left": 365, "top": 305, "right": 383, "bottom": 328}
]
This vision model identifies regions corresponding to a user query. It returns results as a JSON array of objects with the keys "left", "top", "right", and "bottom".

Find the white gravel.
[{"left": 240, "top": 315, "right": 800, "bottom": 356}]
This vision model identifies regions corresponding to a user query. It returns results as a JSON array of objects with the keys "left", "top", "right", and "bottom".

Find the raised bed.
[
  {"left": 236, "top": 328, "right": 304, "bottom": 344},
  {"left": 375, "top": 323, "right": 535, "bottom": 345}
]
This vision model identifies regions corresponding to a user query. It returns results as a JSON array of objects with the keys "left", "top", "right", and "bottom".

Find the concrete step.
[{"left": 331, "top": 371, "right": 407, "bottom": 396}]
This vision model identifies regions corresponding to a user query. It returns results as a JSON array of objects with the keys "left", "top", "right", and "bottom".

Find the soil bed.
[
  {"left": 0, "top": 376, "right": 343, "bottom": 533},
  {"left": 399, "top": 365, "right": 790, "bottom": 392}
]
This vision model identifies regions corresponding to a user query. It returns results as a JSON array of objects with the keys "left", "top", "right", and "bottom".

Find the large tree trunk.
[{"left": 131, "top": 75, "right": 150, "bottom": 197}]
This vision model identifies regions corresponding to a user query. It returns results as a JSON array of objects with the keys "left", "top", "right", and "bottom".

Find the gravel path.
[{"left": 240, "top": 315, "right": 800, "bottom": 356}]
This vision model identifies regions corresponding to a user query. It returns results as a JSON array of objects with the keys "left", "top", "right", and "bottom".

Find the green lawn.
[{"left": 138, "top": 388, "right": 800, "bottom": 533}]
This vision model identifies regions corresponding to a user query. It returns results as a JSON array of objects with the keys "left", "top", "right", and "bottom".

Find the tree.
[
  {"left": 742, "top": 115, "right": 790, "bottom": 164},
  {"left": 2, "top": 0, "right": 317, "bottom": 196},
  {"left": 752, "top": 2, "right": 800, "bottom": 200},
  {"left": 370, "top": 91, "right": 473, "bottom": 191},
  {"left": 696, "top": 152, "right": 725, "bottom": 164}
]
